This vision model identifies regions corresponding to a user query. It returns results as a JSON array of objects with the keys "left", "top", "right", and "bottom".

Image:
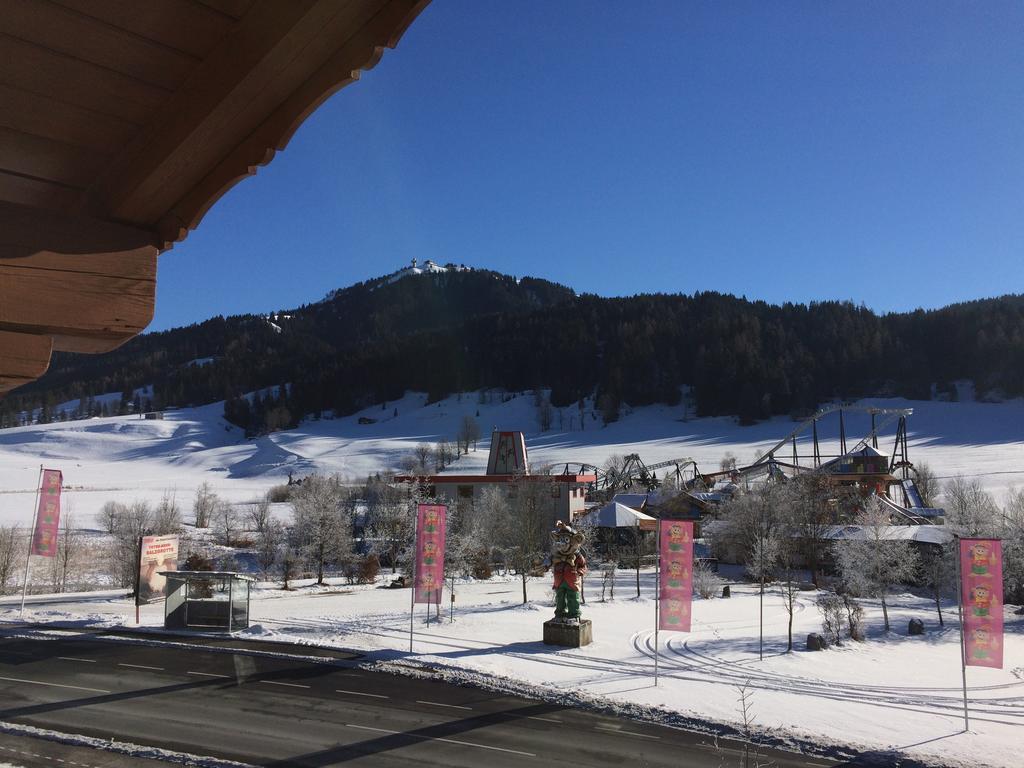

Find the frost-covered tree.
[
  {"left": 1002, "top": 487, "right": 1024, "bottom": 604},
  {"left": 833, "top": 497, "right": 921, "bottom": 632},
  {"left": 364, "top": 481, "right": 413, "bottom": 574},
  {"left": 291, "top": 474, "right": 353, "bottom": 584},
  {"left": 496, "top": 476, "right": 553, "bottom": 604},
  {"left": 920, "top": 540, "right": 956, "bottom": 627},
  {"left": 942, "top": 475, "right": 998, "bottom": 536},
  {"left": 247, "top": 496, "right": 272, "bottom": 535},
  {"left": 912, "top": 462, "right": 938, "bottom": 507},
  {"left": 255, "top": 519, "right": 284, "bottom": 579}
]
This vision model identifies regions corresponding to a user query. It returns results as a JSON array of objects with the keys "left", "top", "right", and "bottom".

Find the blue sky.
[{"left": 151, "top": 1, "right": 1024, "bottom": 331}]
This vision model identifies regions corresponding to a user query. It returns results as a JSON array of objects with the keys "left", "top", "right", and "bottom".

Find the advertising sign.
[
  {"left": 30, "top": 469, "right": 63, "bottom": 557},
  {"left": 414, "top": 504, "right": 447, "bottom": 605},
  {"left": 659, "top": 519, "right": 694, "bottom": 632},
  {"left": 137, "top": 534, "right": 179, "bottom": 605},
  {"left": 959, "top": 538, "right": 1003, "bottom": 669}
]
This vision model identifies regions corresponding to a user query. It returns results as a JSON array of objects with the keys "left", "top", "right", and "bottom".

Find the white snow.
[
  {"left": 2, "top": 391, "right": 1023, "bottom": 528},
  {"left": 2, "top": 572, "right": 1020, "bottom": 767},
  {"left": 2, "top": 390, "right": 1023, "bottom": 763}
]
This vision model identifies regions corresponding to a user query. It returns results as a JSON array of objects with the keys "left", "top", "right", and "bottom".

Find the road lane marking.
[
  {"left": 593, "top": 725, "right": 660, "bottom": 740},
  {"left": 526, "top": 715, "right": 562, "bottom": 723},
  {"left": 346, "top": 723, "right": 536, "bottom": 757},
  {"left": 336, "top": 689, "right": 389, "bottom": 699},
  {"left": 260, "top": 680, "right": 311, "bottom": 689},
  {"left": 117, "top": 663, "right": 163, "bottom": 671},
  {"left": 187, "top": 671, "right": 230, "bottom": 678},
  {"left": 0, "top": 674, "right": 110, "bottom": 693},
  {"left": 416, "top": 699, "right": 473, "bottom": 711},
  {"left": 58, "top": 657, "right": 96, "bottom": 663}
]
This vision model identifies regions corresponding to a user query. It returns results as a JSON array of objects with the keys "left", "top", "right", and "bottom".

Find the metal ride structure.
[
  {"left": 748, "top": 404, "right": 914, "bottom": 476},
  {"left": 560, "top": 455, "right": 701, "bottom": 494}
]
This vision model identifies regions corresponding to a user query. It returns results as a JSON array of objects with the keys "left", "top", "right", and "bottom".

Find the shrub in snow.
[
  {"left": 816, "top": 592, "right": 844, "bottom": 646},
  {"left": 693, "top": 559, "right": 721, "bottom": 599}
]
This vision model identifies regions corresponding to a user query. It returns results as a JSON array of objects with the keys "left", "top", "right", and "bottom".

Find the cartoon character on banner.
[
  {"left": 666, "top": 523, "right": 690, "bottom": 552},
  {"left": 969, "top": 625, "right": 1000, "bottom": 661},
  {"left": 550, "top": 520, "right": 587, "bottom": 624},
  {"left": 423, "top": 539, "right": 438, "bottom": 566},
  {"left": 667, "top": 559, "right": 689, "bottom": 587},
  {"left": 664, "top": 598, "right": 689, "bottom": 626},
  {"left": 967, "top": 541, "right": 997, "bottom": 575},
  {"left": 423, "top": 508, "right": 439, "bottom": 533},
  {"left": 970, "top": 582, "right": 998, "bottom": 618}
]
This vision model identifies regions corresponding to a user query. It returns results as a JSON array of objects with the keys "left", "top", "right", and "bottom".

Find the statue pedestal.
[{"left": 543, "top": 619, "right": 592, "bottom": 647}]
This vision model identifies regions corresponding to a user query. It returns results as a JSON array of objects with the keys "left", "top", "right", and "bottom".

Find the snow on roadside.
[{"left": 4, "top": 571, "right": 1021, "bottom": 768}]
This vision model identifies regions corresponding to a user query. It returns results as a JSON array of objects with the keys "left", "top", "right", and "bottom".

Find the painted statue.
[{"left": 550, "top": 520, "right": 587, "bottom": 624}]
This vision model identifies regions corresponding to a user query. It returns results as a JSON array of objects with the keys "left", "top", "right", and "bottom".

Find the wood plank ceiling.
[{"left": 0, "top": 0, "right": 429, "bottom": 394}]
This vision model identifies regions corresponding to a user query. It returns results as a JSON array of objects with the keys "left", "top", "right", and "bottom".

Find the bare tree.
[
  {"left": 247, "top": 496, "right": 272, "bottom": 535},
  {"left": 912, "top": 462, "right": 938, "bottom": 507},
  {"left": 153, "top": 491, "right": 183, "bottom": 535},
  {"left": 99, "top": 501, "right": 124, "bottom": 534},
  {"left": 457, "top": 415, "right": 481, "bottom": 454},
  {"left": 0, "top": 526, "right": 21, "bottom": 595},
  {"left": 833, "top": 497, "right": 921, "bottom": 632},
  {"left": 291, "top": 474, "right": 353, "bottom": 584},
  {"left": 107, "top": 500, "right": 153, "bottom": 590},
  {"left": 279, "top": 543, "right": 300, "bottom": 590},
  {"left": 255, "top": 520, "right": 285, "bottom": 578},
  {"left": 48, "top": 512, "right": 81, "bottom": 593},
  {"left": 212, "top": 500, "right": 240, "bottom": 547},
  {"left": 193, "top": 482, "right": 217, "bottom": 528},
  {"left": 920, "top": 541, "right": 955, "bottom": 627},
  {"left": 719, "top": 452, "right": 738, "bottom": 473}
]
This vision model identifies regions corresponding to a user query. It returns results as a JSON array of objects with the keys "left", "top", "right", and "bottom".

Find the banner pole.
[
  {"left": 19, "top": 465, "right": 43, "bottom": 616},
  {"left": 654, "top": 522, "right": 661, "bottom": 687},
  {"left": 954, "top": 537, "right": 969, "bottom": 731},
  {"left": 409, "top": 507, "right": 418, "bottom": 654}
]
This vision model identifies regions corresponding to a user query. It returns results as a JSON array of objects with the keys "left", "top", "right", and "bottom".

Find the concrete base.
[{"left": 543, "top": 618, "right": 592, "bottom": 647}]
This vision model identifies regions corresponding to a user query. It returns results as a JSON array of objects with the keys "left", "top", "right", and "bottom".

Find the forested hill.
[{"left": 3, "top": 264, "right": 1023, "bottom": 432}]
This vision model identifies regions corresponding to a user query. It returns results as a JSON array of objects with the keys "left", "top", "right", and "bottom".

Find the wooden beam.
[
  {"left": 0, "top": 201, "right": 158, "bottom": 354},
  {"left": 81, "top": 0, "right": 428, "bottom": 241},
  {"left": 0, "top": 330, "right": 51, "bottom": 395}
]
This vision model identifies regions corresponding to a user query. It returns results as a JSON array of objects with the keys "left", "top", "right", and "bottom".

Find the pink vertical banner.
[
  {"left": 960, "top": 538, "right": 1003, "bottom": 668},
  {"left": 659, "top": 520, "right": 694, "bottom": 631},
  {"left": 31, "top": 469, "right": 62, "bottom": 557},
  {"left": 414, "top": 504, "right": 447, "bottom": 605}
]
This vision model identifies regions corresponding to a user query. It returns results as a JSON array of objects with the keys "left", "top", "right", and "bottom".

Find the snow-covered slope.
[{"left": 1, "top": 391, "right": 1022, "bottom": 527}]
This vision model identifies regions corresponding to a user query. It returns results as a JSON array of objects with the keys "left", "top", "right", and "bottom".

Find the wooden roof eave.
[{"left": 0, "top": 0, "right": 431, "bottom": 396}]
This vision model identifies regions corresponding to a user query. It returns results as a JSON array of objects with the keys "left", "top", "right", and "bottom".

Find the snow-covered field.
[
  {"left": 2, "top": 390, "right": 1023, "bottom": 528},
  {"left": 2, "top": 570, "right": 1021, "bottom": 767},
  {"left": 2, "top": 391, "right": 1023, "bottom": 764}
]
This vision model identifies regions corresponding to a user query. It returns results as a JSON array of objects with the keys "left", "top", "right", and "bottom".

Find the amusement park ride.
[{"left": 563, "top": 405, "right": 941, "bottom": 523}]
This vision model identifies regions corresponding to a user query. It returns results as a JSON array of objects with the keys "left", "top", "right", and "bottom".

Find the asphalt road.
[{"left": 0, "top": 630, "right": 839, "bottom": 768}]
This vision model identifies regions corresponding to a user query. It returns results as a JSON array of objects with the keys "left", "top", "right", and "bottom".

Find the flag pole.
[
  {"left": 654, "top": 522, "right": 661, "bottom": 687},
  {"left": 953, "top": 536, "right": 969, "bottom": 731},
  {"left": 19, "top": 465, "right": 43, "bottom": 616},
  {"left": 408, "top": 506, "right": 418, "bottom": 654}
]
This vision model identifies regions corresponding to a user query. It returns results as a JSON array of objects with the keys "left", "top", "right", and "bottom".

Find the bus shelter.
[{"left": 159, "top": 571, "right": 254, "bottom": 632}]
